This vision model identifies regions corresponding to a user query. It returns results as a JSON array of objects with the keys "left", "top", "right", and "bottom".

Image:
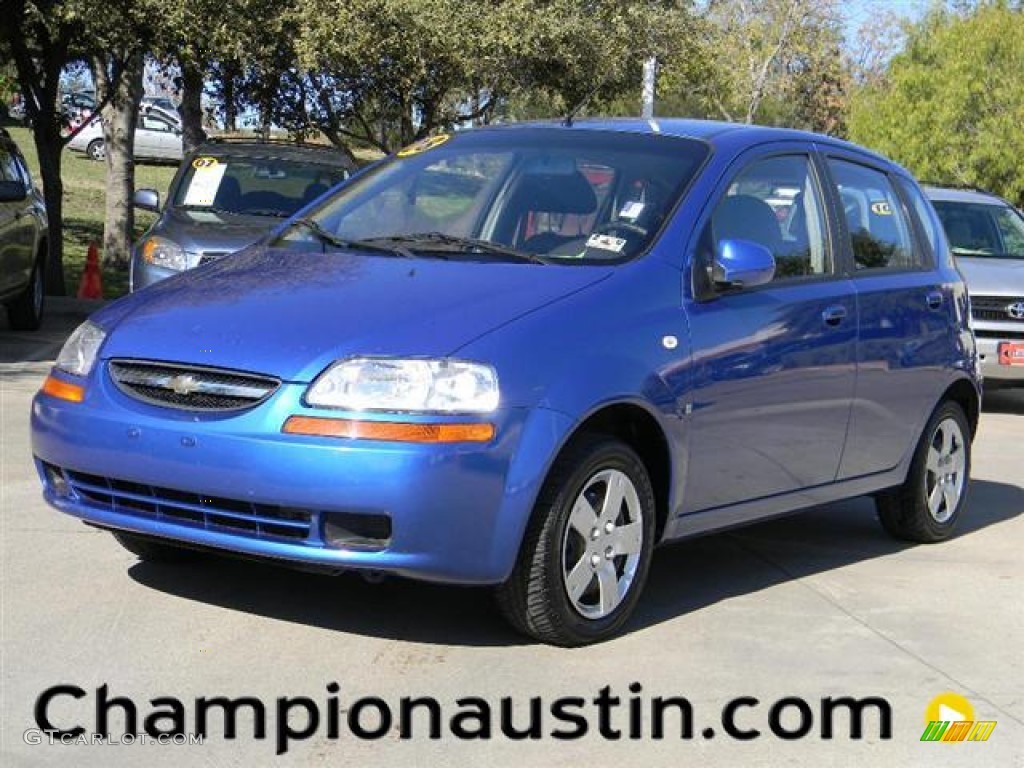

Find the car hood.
[
  {"left": 149, "top": 207, "right": 278, "bottom": 257},
  {"left": 956, "top": 256, "right": 1024, "bottom": 296},
  {"left": 94, "top": 246, "right": 613, "bottom": 382}
]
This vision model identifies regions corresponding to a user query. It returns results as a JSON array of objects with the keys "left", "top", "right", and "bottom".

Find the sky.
[{"left": 842, "top": 0, "right": 931, "bottom": 38}]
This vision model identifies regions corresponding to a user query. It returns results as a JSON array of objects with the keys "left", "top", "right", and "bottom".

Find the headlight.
[
  {"left": 140, "top": 236, "right": 187, "bottom": 271},
  {"left": 55, "top": 321, "right": 106, "bottom": 376},
  {"left": 306, "top": 358, "right": 499, "bottom": 413}
]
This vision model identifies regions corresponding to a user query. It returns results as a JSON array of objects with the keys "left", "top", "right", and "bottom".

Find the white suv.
[{"left": 926, "top": 185, "right": 1024, "bottom": 386}]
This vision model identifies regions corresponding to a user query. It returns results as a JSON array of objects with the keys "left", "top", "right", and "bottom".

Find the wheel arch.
[
  {"left": 552, "top": 401, "right": 674, "bottom": 543},
  {"left": 941, "top": 377, "right": 981, "bottom": 439}
]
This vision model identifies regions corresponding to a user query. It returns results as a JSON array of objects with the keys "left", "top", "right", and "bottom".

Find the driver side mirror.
[
  {"left": 133, "top": 188, "right": 160, "bottom": 212},
  {"left": 713, "top": 238, "right": 775, "bottom": 289}
]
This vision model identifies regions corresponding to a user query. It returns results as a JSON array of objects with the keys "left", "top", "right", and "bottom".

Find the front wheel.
[
  {"left": 876, "top": 401, "right": 971, "bottom": 543},
  {"left": 86, "top": 139, "right": 105, "bottom": 161},
  {"left": 496, "top": 434, "right": 656, "bottom": 646},
  {"left": 7, "top": 254, "right": 45, "bottom": 330}
]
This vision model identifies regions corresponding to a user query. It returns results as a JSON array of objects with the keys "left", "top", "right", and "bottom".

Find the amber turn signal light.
[
  {"left": 282, "top": 416, "right": 495, "bottom": 443},
  {"left": 40, "top": 375, "right": 85, "bottom": 403}
]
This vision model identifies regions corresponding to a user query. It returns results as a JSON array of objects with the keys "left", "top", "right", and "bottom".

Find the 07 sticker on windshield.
[{"left": 183, "top": 158, "right": 227, "bottom": 207}]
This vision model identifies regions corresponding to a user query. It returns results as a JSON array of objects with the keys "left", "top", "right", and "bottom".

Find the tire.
[
  {"left": 496, "top": 434, "right": 656, "bottom": 646},
  {"left": 7, "top": 253, "right": 45, "bottom": 331},
  {"left": 113, "top": 532, "right": 196, "bottom": 563},
  {"left": 86, "top": 139, "right": 105, "bottom": 161},
  {"left": 876, "top": 401, "right": 971, "bottom": 543}
]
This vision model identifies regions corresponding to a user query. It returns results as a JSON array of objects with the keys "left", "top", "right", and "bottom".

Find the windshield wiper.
[
  {"left": 361, "top": 232, "right": 546, "bottom": 264},
  {"left": 285, "top": 218, "right": 414, "bottom": 257}
]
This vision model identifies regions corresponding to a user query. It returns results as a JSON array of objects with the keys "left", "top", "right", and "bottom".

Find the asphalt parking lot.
[{"left": 1, "top": 302, "right": 1022, "bottom": 767}]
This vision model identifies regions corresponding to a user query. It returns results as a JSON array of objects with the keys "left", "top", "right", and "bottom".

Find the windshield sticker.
[
  {"left": 870, "top": 201, "right": 892, "bottom": 216},
  {"left": 619, "top": 201, "right": 645, "bottom": 221},
  {"left": 396, "top": 134, "right": 451, "bottom": 157},
  {"left": 182, "top": 163, "right": 228, "bottom": 207},
  {"left": 192, "top": 156, "right": 219, "bottom": 169},
  {"left": 586, "top": 233, "right": 627, "bottom": 253}
]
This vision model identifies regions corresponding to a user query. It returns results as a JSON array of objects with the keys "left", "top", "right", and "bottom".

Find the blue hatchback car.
[{"left": 32, "top": 120, "right": 981, "bottom": 645}]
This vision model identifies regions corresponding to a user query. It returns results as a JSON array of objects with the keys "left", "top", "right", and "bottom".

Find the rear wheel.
[
  {"left": 496, "top": 434, "right": 655, "bottom": 646},
  {"left": 113, "top": 532, "right": 197, "bottom": 563},
  {"left": 86, "top": 139, "right": 105, "bottom": 161},
  {"left": 7, "top": 253, "right": 45, "bottom": 331},
  {"left": 876, "top": 401, "right": 971, "bottom": 543}
]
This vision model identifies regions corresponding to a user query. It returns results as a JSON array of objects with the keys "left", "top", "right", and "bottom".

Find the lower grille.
[{"left": 55, "top": 466, "right": 313, "bottom": 541}]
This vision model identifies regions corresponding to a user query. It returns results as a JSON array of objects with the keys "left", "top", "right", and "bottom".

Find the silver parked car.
[
  {"left": 67, "top": 107, "right": 183, "bottom": 163},
  {"left": 131, "top": 139, "right": 354, "bottom": 290},
  {"left": 926, "top": 185, "right": 1024, "bottom": 386}
]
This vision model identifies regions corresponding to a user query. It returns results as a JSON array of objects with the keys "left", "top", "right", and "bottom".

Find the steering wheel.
[{"left": 593, "top": 220, "right": 648, "bottom": 237}]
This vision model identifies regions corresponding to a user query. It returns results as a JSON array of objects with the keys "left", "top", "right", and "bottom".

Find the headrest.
[{"left": 514, "top": 171, "right": 597, "bottom": 214}]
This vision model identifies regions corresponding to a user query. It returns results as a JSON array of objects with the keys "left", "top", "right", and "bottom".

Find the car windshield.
[
  {"left": 933, "top": 199, "right": 1024, "bottom": 259},
  {"left": 275, "top": 128, "right": 709, "bottom": 263},
  {"left": 172, "top": 155, "right": 350, "bottom": 218}
]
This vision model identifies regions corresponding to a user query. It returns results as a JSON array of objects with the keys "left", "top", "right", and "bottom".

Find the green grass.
[{"left": 6, "top": 124, "right": 177, "bottom": 298}]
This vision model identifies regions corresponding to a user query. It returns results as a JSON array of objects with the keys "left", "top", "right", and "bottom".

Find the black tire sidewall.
[
  {"left": 906, "top": 402, "right": 971, "bottom": 541},
  {"left": 536, "top": 438, "right": 656, "bottom": 643}
]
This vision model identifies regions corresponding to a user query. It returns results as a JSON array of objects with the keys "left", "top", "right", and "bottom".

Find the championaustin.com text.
[{"left": 29, "top": 683, "right": 893, "bottom": 754}]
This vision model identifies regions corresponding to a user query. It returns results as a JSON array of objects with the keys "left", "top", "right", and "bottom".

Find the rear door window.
[{"left": 828, "top": 159, "right": 921, "bottom": 270}]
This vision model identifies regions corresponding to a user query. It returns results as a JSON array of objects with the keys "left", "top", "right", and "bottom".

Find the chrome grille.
[
  {"left": 108, "top": 360, "right": 279, "bottom": 411},
  {"left": 971, "top": 295, "right": 1024, "bottom": 323},
  {"left": 57, "top": 466, "right": 313, "bottom": 541},
  {"left": 198, "top": 251, "right": 230, "bottom": 265}
]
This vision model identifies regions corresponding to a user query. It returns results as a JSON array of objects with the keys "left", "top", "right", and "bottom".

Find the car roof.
[
  {"left": 460, "top": 118, "right": 905, "bottom": 172},
  {"left": 192, "top": 139, "right": 355, "bottom": 168},
  {"left": 923, "top": 185, "right": 1010, "bottom": 206}
]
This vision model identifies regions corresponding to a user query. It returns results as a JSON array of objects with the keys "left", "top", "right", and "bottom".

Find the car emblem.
[
  {"left": 167, "top": 374, "right": 200, "bottom": 396},
  {"left": 1007, "top": 301, "right": 1024, "bottom": 320}
]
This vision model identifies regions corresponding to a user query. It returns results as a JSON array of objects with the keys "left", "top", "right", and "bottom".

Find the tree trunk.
[
  {"left": 179, "top": 59, "right": 206, "bottom": 155},
  {"left": 2, "top": 3, "right": 70, "bottom": 295},
  {"left": 219, "top": 59, "right": 241, "bottom": 133},
  {"left": 92, "top": 51, "right": 145, "bottom": 267},
  {"left": 33, "top": 128, "right": 67, "bottom": 295}
]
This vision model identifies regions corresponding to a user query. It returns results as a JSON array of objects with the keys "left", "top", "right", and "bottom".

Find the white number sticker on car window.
[{"left": 183, "top": 162, "right": 228, "bottom": 207}]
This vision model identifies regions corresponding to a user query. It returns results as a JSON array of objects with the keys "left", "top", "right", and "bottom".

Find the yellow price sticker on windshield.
[
  {"left": 870, "top": 201, "right": 892, "bottom": 216},
  {"left": 192, "top": 157, "right": 219, "bottom": 169},
  {"left": 396, "top": 134, "right": 450, "bottom": 157}
]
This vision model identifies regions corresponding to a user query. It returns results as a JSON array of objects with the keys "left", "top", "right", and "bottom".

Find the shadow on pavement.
[
  {"left": 126, "top": 478, "right": 1023, "bottom": 648},
  {"left": 983, "top": 388, "right": 1024, "bottom": 415}
]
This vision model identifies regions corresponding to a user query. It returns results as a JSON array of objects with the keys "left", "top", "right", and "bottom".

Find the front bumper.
[
  {"left": 31, "top": 367, "right": 569, "bottom": 584},
  {"left": 975, "top": 334, "right": 1024, "bottom": 384}
]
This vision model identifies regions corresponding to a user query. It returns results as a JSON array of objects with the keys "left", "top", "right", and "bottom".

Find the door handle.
[
  {"left": 926, "top": 291, "right": 944, "bottom": 309},
  {"left": 822, "top": 305, "right": 847, "bottom": 327}
]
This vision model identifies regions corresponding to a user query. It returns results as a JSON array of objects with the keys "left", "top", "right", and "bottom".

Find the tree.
[
  {"left": 79, "top": 0, "right": 161, "bottom": 266},
  {"left": 848, "top": 2, "right": 1024, "bottom": 205},
  {"left": 0, "top": 0, "right": 83, "bottom": 295},
  {"left": 675, "top": 0, "right": 843, "bottom": 126}
]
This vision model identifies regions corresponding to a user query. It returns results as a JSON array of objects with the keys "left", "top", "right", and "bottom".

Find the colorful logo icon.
[{"left": 921, "top": 693, "right": 996, "bottom": 743}]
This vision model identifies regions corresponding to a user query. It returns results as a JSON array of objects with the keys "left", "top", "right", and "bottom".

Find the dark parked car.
[
  {"left": 130, "top": 139, "right": 354, "bottom": 290},
  {"left": 925, "top": 185, "right": 1024, "bottom": 386},
  {"left": 0, "top": 128, "right": 48, "bottom": 330},
  {"left": 33, "top": 120, "right": 980, "bottom": 645}
]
